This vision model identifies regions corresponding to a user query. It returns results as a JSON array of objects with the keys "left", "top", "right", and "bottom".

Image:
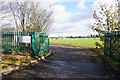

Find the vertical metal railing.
[
  {"left": 1, "top": 32, "right": 49, "bottom": 56},
  {"left": 104, "top": 31, "right": 120, "bottom": 61}
]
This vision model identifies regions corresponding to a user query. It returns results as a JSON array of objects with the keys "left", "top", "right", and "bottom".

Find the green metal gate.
[
  {"left": 31, "top": 32, "right": 49, "bottom": 56},
  {"left": 104, "top": 31, "right": 120, "bottom": 61},
  {"left": 0, "top": 32, "right": 49, "bottom": 56}
]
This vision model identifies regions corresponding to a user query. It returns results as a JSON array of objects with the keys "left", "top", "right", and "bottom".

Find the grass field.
[{"left": 50, "top": 38, "right": 103, "bottom": 48}]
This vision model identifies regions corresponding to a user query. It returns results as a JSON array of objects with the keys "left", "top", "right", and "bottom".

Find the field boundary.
[
  {"left": 50, "top": 38, "right": 102, "bottom": 49},
  {"left": 50, "top": 44, "right": 86, "bottom": 49}
]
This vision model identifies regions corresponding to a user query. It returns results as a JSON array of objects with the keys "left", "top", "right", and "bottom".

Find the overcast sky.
[{"left": 0, "top": 0, "right": 116, "bottom": 37}]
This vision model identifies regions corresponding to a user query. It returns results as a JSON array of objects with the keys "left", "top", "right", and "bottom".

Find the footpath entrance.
[{"left": 2, "top": 45, "right": 119, "bottom": 78}]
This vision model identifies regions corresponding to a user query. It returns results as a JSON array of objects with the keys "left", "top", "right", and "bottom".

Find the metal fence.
[
  {"left": 0, "top": 32, "right": 49, "bottom": 56},
  {"left": 104, "top": 31, "right": 120, "bottom": 61}
]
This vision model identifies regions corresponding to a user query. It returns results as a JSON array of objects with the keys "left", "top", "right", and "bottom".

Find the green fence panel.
[
  {"left": 104, "top": 31, "right": 120, "bottom": 62},
  {"left": 1, "top": 32, "right": 49, "bottom": 56}
]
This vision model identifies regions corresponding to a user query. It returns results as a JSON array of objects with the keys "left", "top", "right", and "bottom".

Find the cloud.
[
  {"left": 52, "top": 5, "right": 72, "bottom": 23},
  {"left": 70, "top": 11, "right": 92, "bottom": 22},
  {"left": 0, "top": 0, "right": 96, "bottom": 36},
  {"left": 49, "top": 3, "right": 93, "bottom": 36},
  {"left": 38, "top": 0, "right": 59, "bottom": 9},
  {"left": 77, "top": 0, "right": 86, "bottom": 9}
]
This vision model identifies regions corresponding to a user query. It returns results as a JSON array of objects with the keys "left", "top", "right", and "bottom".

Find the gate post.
[
  {"left": 104, "top": 33, "right": 106, "bottom": 55},
  {"left": 110, "top": 34, "right": 112, "bottom": 56},
  {"left": 48, "top": 38, "right": 49, "bottom": 52},
  {"left": 0, "top": 32, "right": 2, "bottom": 54},
  {"left": 41, "top": 35, "right": 44, "bottom": 51},
  {"left": 31, "top": 32, "right": 35, "bottom": 56}
]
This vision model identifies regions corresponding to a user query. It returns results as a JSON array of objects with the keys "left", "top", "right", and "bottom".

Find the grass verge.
[
  {"left": 1, "top": 54, "right": 35, "bottom": 69},
  {"left": 50, "top": 38, "right": 102, "bottom": 48}
]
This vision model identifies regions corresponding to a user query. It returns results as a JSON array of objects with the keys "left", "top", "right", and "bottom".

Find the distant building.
[{"left": 58, "top": 36, "right": 66, "bottom": 39}]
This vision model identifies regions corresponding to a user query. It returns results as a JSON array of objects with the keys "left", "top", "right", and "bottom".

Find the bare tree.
[
  {"left": 0, "top": 1, "right": 53, "bottom": 33},
  {"left": 90, "top": 0, "right": 120, "bottom": 48},
  {"left": 91, "top": 0, "right": 119, "bottom": 40}
]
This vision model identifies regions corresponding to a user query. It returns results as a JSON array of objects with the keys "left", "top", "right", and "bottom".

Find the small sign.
[{"left": 19, "top": 36, "right": 31, "bottom": 43}]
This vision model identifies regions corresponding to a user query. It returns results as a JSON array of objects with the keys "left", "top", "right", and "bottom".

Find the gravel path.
[{"left": 2, "top": 45, "right": 120, "bottom": 79}]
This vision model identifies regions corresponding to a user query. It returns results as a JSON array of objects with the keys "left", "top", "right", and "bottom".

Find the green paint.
[
  {"left": 104, "top": 31, "right": 120, "bottom": 62},
  {"left": 1, "top": 32, "right": 49, "bottom": 56}
]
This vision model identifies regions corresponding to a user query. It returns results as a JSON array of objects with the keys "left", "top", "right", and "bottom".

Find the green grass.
[{"left": 50, "top": 38, "right": 102, "bottom": 48}]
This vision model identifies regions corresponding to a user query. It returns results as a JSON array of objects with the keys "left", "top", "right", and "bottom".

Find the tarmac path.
[{"left": 2, "top": 45, "right": 120, "bottom": 79}]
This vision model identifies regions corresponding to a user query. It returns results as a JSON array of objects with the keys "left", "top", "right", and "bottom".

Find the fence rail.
[
  {"left": 0, "top": 32, "right": 49, "bottom": 56},
  {"left": 104, "top": 31, "right": 120, "bottom": 61}
]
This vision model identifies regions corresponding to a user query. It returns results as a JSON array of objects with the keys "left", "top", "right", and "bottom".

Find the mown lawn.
[{"left": 50, "top": 38, "right": 103, "bottom": 48}]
